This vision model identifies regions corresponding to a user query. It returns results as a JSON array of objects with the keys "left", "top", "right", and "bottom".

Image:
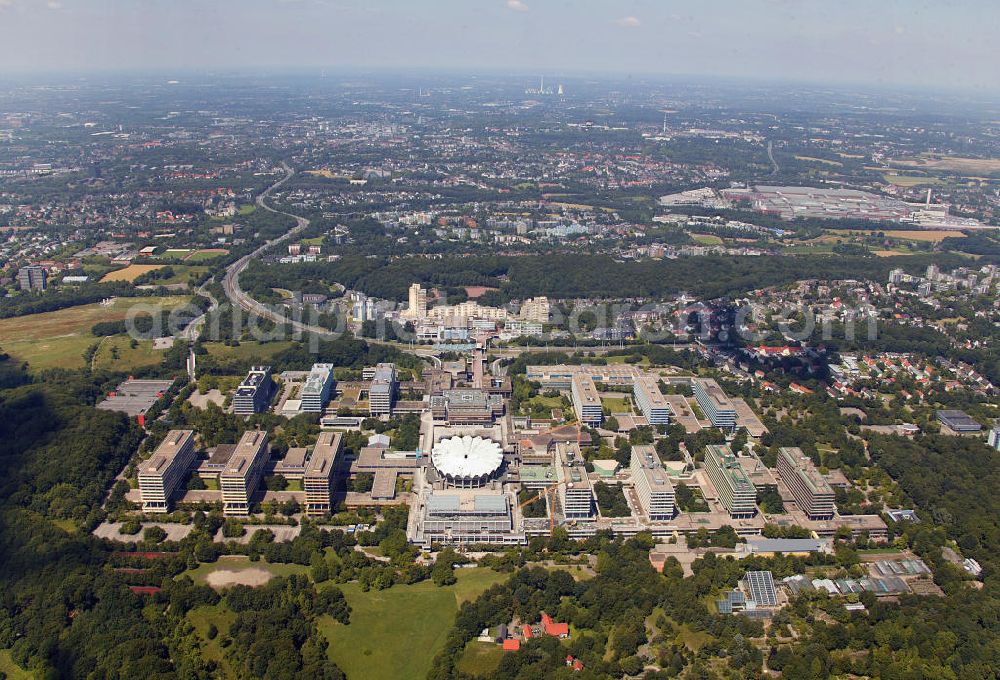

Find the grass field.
[
  {"left": 0, "top": 650, "right": 35, "bottom": 679},
  {"left": 0, "top": 296, "right": 190, "bottom": 371},
  {"left": 601, "top": 395, "right": 632, "bottom": 413},
  {"left": 794, "top": 155, "right": 843, "bottom": 167},
  {"left": 605, "top": 355, "right": 649, "bottom": 366},
  {"left": 101, "top": 264, "right": 165, "bottom": 282},
  {"left": 456, "top": 642, "right": 504, "bottom": 677},
  {"left": 893, "top": 154, "right": 1000, "bottom": 175},
  {"left": 203, "top": 340, "right": 295, "bottom": 362},
  {"left": 883, "top": 229, "right": 964, "bottom": 242},
  {"left": 91, "top": 337, "right": 169, "bottom": 372},
  {"left": 318, "top": 568, "right": 507, "bottom": 680},
  {"left": 183, "top": 555, "right": 310, "bottom": 588},
  {"left": 238, "top": 204, "right": 256, "bottom": 216},
  {"left": 184, "top": 248, "right": 230, "bottom": 262},
  {"left": 689, "top": 233, "right": 724, "bottom": 245},
  {"left": 163, "top": 249, "right": 193, "bottom": 258},
  {"left": 151, "top": 265, "right": 210, "bottom": 286},
  {"left": 188, "top": 604, "right": 238, "bottom": 676},
  {"left": 882, "top": 173, "right": 945, "bottom": 187}
]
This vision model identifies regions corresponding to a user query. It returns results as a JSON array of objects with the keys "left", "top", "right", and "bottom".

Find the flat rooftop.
[
  {"left": 695, "top": 379, "right": 735, "bottom": 411},
  {"left": 140, "top": 430, "right": 194, "bottom": 477},
  {"left": 706, "top": 445, "right": 754, "bottom": 492},
  {"left": 305, "top": 432, "right": 342, "bottom": 478},
  {"left": 97, "top": 379, "right": 174, "bottom": 417},
  {"left": 779, "top": 447, "right": 833, "bottom": 496},
  {"left": 634, "top": 375, "right": 668, "bottom": 408},
  {"left": 222, "top": 430, "right": 268, "bottom": 479}
]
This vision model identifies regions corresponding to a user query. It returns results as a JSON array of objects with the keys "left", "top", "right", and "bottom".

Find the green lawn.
[
  {"left": 183, "top": 555, "right": 310, "bottom": 587},
  {"left": 184, "top": 249, "right": 230, "bottom": 262},
  {"left": 238, "top": 204, "right": 257, "bottom": 216},
  {"left": 203, "top": 340, "right": 295, "bottom": 362},
  {"left": 0, "top": 650, "right": 35, "bottom": 679},
  {"left": 51, "top": 518, "right": 78, "bottom": 533},
  {"left": 456, "top": 641, "right": 504, "bottom": 677},
  {"left": 92, "top": 337, "right": 169, "bottom": 372},
  {"left": 318, "top": 568, "right": 507, "bottom": 680},
  {"left": 604, "top": 355, "right": 649, "bottom": 366},
  {"left": 601, "top": 395, "right": 631, "bottom": 413},
  {"left": 153, "top": 265, "right": 210, "bottom": 286},
  {"left": 187, "top": 604, "right": 238, "bottom": 675},
  {"left": 689, "top": 233, "right": 724, "bottom": 245}
]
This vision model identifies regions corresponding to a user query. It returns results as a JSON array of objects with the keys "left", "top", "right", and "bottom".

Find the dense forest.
[{"left": 241, "top": 252, "right": 962, "bottom": 304}]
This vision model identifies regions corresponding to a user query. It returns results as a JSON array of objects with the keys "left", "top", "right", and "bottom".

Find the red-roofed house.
[
  {"left": 541, "top": 612, "right": 570, "bottom": 638},
  {"left": 502, "top": 639, "right": 521, "bottom": 652},
  {"left": 522, "top": 625, "right": 534, "bottom": 640}
]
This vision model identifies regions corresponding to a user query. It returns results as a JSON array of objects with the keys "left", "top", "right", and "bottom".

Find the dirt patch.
[{"left": 205, "top": 568, "right": 274, "bottom": 588}]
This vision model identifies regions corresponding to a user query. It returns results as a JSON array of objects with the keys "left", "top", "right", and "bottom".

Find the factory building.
[
  {"left": 632, "top": 375, "right": 671, "bottom": 425},
  {"left": 368, "top": 363, "right": 397, "bottom": 416},
  {"left": 571, "top": 374, "right": 603, "bottom": 427},
  {"left": 137, "top": 430, "right": 196, "bottom": 512},
  {"left": 300, "top": 363, "right": 335, "bottom": 413},
  {"left": 777, "top": 447, "right": 835, "bottom": 520},
  {"left": 233, "top": 366, "right": 274, "bottom": 415},
  {"left": 630, "top": 445, "right": 675, "bottom": 520},
  {"left": 705, "top": 444, "right": 757, "bottom": 518},
  {"left": 693, "top": 379, "right": 737, "bottom": 429},
  {"left": 220, "top": 430, "right": 269, "bottom": 516},
  {"left": 304, "top": 432, "right": 342, "bottom": 516}
]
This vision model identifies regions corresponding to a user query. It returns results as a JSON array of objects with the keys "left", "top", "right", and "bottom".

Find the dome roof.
[{"left": 431, "top": 435, "right": 503, "bottom": 479}]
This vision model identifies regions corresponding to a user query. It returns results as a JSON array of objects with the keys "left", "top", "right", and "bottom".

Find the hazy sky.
[{"left": 0, "top": 0, "right": 996, "bottom": 91}]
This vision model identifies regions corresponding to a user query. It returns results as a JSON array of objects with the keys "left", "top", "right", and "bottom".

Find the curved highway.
[
  {"left": 223, "top": 165, "right": 689, "bottom": 364},
  {"left": 221, "top": 165, "right": 440, "bottom": 362},
  {"left": 221, "top": 163, "right": 335, "bottom": 338}
]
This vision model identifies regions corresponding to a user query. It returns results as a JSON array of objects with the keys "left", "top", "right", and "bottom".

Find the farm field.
[
  {"left": 0, "top": 295, "right": 189, "bottom": 371},
  {"left": 318, "top": 568, "right": 506, "bottom": 680},
  {"left": 100, "top": 264, "right": 165, "bottom": 282}
]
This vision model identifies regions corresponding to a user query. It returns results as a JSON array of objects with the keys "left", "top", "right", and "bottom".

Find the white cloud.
[
  {"left": 506, "top": 0, "right": 528, "bottom": 12},
  {"left": 47, "top": 0, "right": 63, "bottom": 8},
  {"left": 615, "top": 15, "right": 641, "bottom": 28}
]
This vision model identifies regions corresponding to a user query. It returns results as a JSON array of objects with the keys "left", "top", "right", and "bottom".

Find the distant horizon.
[
  {"left": 0, "top": 66, "right": 997, "bottom": 103},
  {"left": 0, "top": 0, "right": 996, "bottom": 93}
]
